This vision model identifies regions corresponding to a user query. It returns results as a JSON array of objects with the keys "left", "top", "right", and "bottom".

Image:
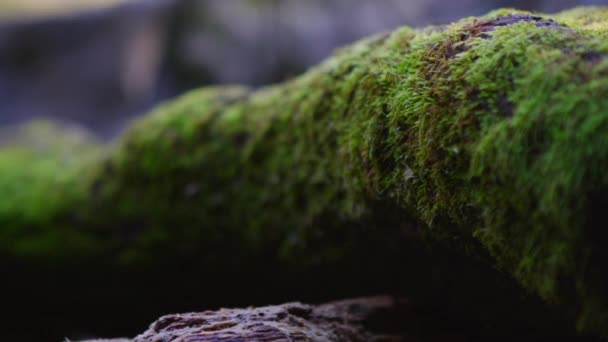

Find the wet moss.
[{"left": 1, "top": 7, "right": 608, "bottom": 335}]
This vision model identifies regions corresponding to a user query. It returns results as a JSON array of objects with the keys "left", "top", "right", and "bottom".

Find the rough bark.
[
  {"left": 100, "top": 297, "right": 403, "bottom": 342},
  {"left": 78, "top": 296, "right": 585, "bottom": 342},
  {"left": 1, "top": 6, "right": 608, "bottom": 338}
]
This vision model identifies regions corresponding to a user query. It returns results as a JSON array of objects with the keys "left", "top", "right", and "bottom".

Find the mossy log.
[{"left": 2, "top": 7, "right": 608, "bottom": 337}]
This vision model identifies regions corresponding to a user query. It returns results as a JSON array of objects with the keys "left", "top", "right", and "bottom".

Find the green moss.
[
  {"left": 0, "top": 121, "right": 103, "bottom": 259},
  {"left": 1, "top": 7, "right": 608, "bottom": 335}
]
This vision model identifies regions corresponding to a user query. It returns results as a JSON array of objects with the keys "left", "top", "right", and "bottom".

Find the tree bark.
[{"left": 98, "top": 297, "right": 405, "bottom": 342}]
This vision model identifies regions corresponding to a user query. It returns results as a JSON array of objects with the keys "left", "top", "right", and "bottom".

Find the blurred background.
[{"left": 0, "top": 0, "right": 605, "bottom": 139}]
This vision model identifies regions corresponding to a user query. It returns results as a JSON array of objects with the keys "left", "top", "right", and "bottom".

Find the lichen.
[{"left": 1, "top": 7, "right": 608, "bottom": 335}]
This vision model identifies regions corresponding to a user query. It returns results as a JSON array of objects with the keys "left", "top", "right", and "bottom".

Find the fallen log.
[{"left": 1, "top": 6, "right": 608, "bottom": 338}]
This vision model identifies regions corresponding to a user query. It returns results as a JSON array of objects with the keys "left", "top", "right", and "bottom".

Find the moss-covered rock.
[{"left": 2, "top": 6, "right": 608, "bottom": 336}]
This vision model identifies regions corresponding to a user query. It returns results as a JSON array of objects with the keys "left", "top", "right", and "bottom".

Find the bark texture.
[
  {"left": 122, "top": 297, "right": 402, "bottom": 342},
  {"left": 80, "top": 296, "right": 597, "bottom": 342}
]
